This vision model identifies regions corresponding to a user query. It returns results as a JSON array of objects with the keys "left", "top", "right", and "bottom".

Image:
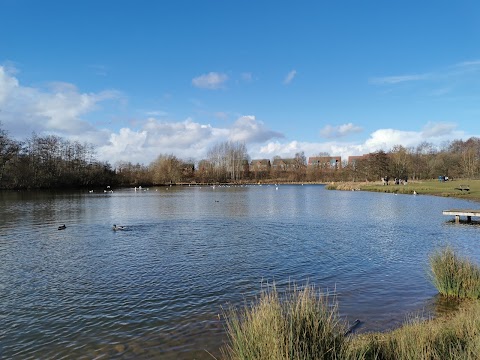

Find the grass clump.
[
  {"left": 222, "top": 284, "right": 346, "bottom": 360},
  {"left": 345, "top": 302, "right": 480, "bottom": 360},
  {"left": 430, "top": 247, "right": 480, "bottom": 299}
]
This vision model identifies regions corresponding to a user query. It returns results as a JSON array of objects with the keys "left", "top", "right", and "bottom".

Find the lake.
[{"left": 1, "top": 184, "right": 479, "bottom": 359}]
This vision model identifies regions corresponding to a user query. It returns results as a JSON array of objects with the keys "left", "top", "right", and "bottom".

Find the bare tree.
[
  {"left": 150, "top": 154, "right": 182, "bottom": 185},
  {"left": 207, "top": 141, "right": 248, "bottom": 182},
  {"left": 0, "top": 125, "right": 21, "bottom": 185},
  {"left": 389, "top": 145, "right": 410, "bottom": 179}
]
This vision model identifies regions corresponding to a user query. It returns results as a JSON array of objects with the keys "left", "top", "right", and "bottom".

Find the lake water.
[{"left": 1, "top": 185, "right": 479, "bottom": 359}]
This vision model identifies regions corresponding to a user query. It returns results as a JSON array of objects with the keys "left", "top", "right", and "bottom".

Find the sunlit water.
[{"left": 1, "top": 185, "right": 479, "bottom": 359}]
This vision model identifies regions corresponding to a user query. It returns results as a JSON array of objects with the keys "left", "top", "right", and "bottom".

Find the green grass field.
[{"left": 327, "top": 179, "right": 480, "bottom": 201}]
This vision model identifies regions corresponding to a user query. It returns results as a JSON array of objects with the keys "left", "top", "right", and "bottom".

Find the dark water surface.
[{"left": 1, "top": 185, "right": 479, "bottom": 359}]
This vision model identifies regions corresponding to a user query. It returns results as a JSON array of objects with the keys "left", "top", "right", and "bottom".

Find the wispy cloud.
[
  {"left": 454, "top": 60, "right": 480, "bottom": 68},
  {"left": 370, "top": 73, "right": 429, "bottom": 85},
  {"left": 214, "top": 111, "right": 229, "bottom": 120},
  {"left": 241, "top": 72, "right": 253, "bottom": 82},
  {"left": 371, "top": 59, "right": 480, "bottom": 87},
  {"left": 192, "top": 72, "right": 228, "bottom": 89},
  {"left": 89, "top": 64, "right": 108, "bottom": 77},
  {"left": 283, "top": 70, "right": 297, "bottom": 84},
  {"left": 145, "top": 110, "right": 168, "bottom": 117},
  {"left": 320, "top": 123, "right": 363, "bottom": 139}
]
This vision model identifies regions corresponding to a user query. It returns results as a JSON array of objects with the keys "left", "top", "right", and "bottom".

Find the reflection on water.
[{"left": 1, "top": 185, "right": 480, "bottom": 359}]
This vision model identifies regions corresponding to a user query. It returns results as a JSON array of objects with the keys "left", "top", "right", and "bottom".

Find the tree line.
[
  {"left": 1, "top": 123, "right": 479, "bottom": 189},
  {"left": 0, "top": 126, "right": 115, "bottom": 189}
]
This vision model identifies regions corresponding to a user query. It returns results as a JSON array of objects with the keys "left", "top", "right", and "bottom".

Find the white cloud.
[
  {"left": 320, "top": 123, "right": 363, "bottom": 139},
  {"left": 363, "top": 129, "right": 421, "bottom": 149},
  {"left": 98, "top": 118, "right": 223, "bottom": 164},
  {"left": 97, "top": 116, "right": 284, "bottom": 164},
  {"left": 252, "top": 121, "right": 468, "bottom": 163},
  {"left": 0, "top": 67, "right": 284, "bottom": 164},
  {"left": 192, "top": 72, "right": 228, "bottom": 89},
  {"left": 283, "top": 70, "right": 297, "bottom": 84},
  {"left": 255, "top": 140, "right": 363, "bottom": 162},
  {"left": 0, "top": 66, "right": 19, "bottom": 104},
  {"left": 228, "top": 115, "right": 284, "bottom": 143},
  {"left": 0, "top": 65, "right": 121, "bottom": 139},
  {"left": 421, "top": 122, "right": 457, "bottom": 138},
  {"left": 1, "top": 65, "right": 475, "bottom": 167}
]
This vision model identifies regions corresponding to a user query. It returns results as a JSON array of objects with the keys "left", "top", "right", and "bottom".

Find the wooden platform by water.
[{"left": 443, "top": 209, "right": 480, "bottom": 224}]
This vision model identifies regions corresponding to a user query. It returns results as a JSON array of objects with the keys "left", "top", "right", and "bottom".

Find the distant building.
[
  {"left": 307, "top": 156, "right": 342, "bottom": 170},
  {"left": 250, "top": 159, "right": 271, "bottom": 172},
  {"left": 272, "top": 158, "right": 298, "bottom": 171}
]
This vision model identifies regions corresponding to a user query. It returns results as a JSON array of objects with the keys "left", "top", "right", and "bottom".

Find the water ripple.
[{"left": 1, "top": 186, "right": 480, "bottom": 358}]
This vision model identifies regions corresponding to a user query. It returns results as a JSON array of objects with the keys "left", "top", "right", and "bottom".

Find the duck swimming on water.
[
  {"left": 112, "top": 224, "right": 126, "bottom": 231},
  {"left": 58, "top": 224, "right": 66, "bottom": 230}
]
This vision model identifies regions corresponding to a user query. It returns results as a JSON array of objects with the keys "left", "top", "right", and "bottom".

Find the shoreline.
[{"left": 326, "top": 179, "right": 480, "bottom": 202}]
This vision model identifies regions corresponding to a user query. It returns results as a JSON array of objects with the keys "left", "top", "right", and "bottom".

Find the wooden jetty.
[{"left": 443, "top": 209, "right": 480, "bottom": 224}]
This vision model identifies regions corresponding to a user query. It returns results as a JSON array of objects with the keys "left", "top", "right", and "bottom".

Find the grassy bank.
[
  {"left": 221, "top": 248, "right": 480, "bottom": 360},
  {"left": 346, "top": 301, "right": 480, "bottom": 360},
  {"left": 326, "top": 179, "right": 480, "bottom": 201}
]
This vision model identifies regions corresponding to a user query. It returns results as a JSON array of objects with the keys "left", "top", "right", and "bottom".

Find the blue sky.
[{"left": 1, "top": 0, "right": 479, "bottom": 164}]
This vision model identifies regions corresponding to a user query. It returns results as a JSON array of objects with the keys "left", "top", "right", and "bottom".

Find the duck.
[
  {"left": 112, "top": 224, "right": 126, "bottom": 231},
  {"left": 58, "top": 224, "right": 66, "bottom": 230}
]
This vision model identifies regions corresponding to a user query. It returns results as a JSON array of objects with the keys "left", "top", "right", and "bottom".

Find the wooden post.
[{"left": 455, "top": 215, "right": 460, "bottom": 224}]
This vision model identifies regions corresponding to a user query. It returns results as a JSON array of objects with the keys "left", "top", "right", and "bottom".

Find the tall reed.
[
  {"left": 429, "top": 247, "right": 480, "bottom": 299},
  {"left": 221, "top": 284, "right": 346, "bottom": 360}
]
